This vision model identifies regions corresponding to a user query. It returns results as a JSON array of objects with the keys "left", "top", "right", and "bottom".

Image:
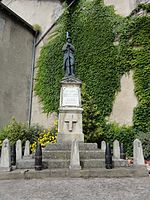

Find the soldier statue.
[{"left": 62, "top": 32, "right": 75, "bottom": 77}]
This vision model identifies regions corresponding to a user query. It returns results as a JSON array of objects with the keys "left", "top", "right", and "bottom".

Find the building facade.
[{"left": 0, "top": 2, "right": 36, "bottom": 127}]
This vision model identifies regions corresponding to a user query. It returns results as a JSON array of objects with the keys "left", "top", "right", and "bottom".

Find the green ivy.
[
  {"left": 81, "top": 83, "right": 104, "bottom": 144},
  {"left": 0, "top": 118, "right": 41, "bottom": 145},
  {"left": 35, "top": 0, "right": 123, "bottom": 120},
  {"left": 138, "top": 3, "right": 150, "bottom": 12},
  {"left": 35, "top": 0, "right": 150, "bottom": 154},
  {"left": 136, "top": 131, "right": 150, "bottom": 160},
  {"left": 103, "top": 123, "right": 136, "bottom": 156}
]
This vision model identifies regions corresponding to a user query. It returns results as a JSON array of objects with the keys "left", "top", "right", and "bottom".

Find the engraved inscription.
[{"left": 62, "top": 87, "right": 79, "bottom": 106}]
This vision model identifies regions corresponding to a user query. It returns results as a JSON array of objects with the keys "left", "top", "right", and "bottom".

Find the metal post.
[
  {"left": 120, "top": 143, "right": 126, "bottom": 159},
  {"left": 35, "top": 142, "right": 42, "bottom": 170},
  {"left": 11, "top": 144, "right": 16, "bottom": 166},
  {"left": 105, "top": 143, "right": 113, "bottom": 169}
]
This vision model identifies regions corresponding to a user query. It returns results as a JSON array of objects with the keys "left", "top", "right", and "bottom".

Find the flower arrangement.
[{"left": 31, "top": 120, "right": 58, "bottom": 152}]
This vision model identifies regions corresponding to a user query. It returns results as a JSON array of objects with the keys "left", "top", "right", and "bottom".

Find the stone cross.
[
  {"left": 24, "top": 140, "right": 30, "bottom": 157},
  {"left": 113, "top": 140, "right": 120, "bottom": 159},
  {"left": 65, "top": 114, "right": 77, "bottom": 132},
  {"left": 133, "top": 139, "right": 145, "bottom": 165},
  {"left": 0, "top": 139, "right": 11, "bottom": 171},
  {"left": 16, "top": 139, "right": 22, "bottom": 161},
  {"left": 69, "top": 139, "right": 81, "bottom": 170},
  {"left": 101, "top": 141, "right": 106, "bottom": 152}
]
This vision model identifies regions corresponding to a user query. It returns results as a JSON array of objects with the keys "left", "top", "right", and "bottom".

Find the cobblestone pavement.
[{"left": 0, "top": 177, "right": 150, "bottom": 200}]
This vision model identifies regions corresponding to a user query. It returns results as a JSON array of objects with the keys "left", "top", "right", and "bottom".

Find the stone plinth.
[
  {"left": 113, "top": 140, "right": 120, "bottom": 159},
  {"left": 24, "top": 140, "right": 30, "bottom": 157},
  {"left": 0, "top": 139, "right": 11, "bottom": 171},
  {"left": 133, "top": 139, "right": 145, "bottom": 166},
  {"left": 69, "top": 140, "right": 81, "bottom": 170},
  {"left": 57, "top": 77, "right": 84, "bottom": 143},
  {"left": 16, "top": 140, "right": 22, "bottom": 161}
]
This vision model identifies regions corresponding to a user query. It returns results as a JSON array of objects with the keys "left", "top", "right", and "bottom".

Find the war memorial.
[{"left": 0, "top": 33, "right": 148, "bottom": 179}]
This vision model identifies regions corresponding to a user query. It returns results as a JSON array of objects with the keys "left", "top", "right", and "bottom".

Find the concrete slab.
[
  {"left": 0, "top": 176, "right": 150, "bottom": 200},
  {"left": 0, "top": 166, "right": 148, "bottom": 180}
]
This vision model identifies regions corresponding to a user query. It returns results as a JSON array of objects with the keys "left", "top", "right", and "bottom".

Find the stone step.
[
  {"left": 46, "top": 159, "right": 70, "bottom": 169},
  {"left": 42, "top": 150, "right": 105, "bottom": 160},
  {"left": 16, "top": 159, "right": 69, "bottom": 169},
  {"left": 81, "top": 159, "right": 128, "bottom": 169},
  {"left": 16, "top": 159, "right": 50, "bottom": 169},
  {"left": 81, "top": 159, "right": 105, "bottom": 168},
  {"left": 44, "top": 159, "right": 106, "bottom": 169},
  {"left": 113, "top": 159, "right": 128, "bottom": 167},
  {"left": 16, "top": 158, "right": 128, "bottom": 169},
  {"left": 16, "top": 159, "right": 35, "bottom": 169},
  {"left": 44, "top": 143, "right": 98, "bottom": 151},
  {"left": 16, "top": 159, "right": 105, "bottom": 169}
]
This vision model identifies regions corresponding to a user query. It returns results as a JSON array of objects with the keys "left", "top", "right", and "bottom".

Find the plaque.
[{"left": 62, "top": 87, "right": 79, "bottom": 106}]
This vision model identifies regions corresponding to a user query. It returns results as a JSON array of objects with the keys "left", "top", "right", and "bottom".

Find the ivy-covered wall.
[
  {"left": 119, "top": 16, "right": 150, "bottom": 133},
  {"left": 35, "top": 0, "right": 122, "bottom": 119},
  {"left": 35, "top": 0, "right": 150, "bottom": 153}
]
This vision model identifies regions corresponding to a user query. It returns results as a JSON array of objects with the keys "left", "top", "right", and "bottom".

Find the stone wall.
[
  {"left": 2, "top": 0, "right": 62, "bottom": 33},
  {"left": 0, "top": 11, "right": 34, "bottom": 127},
  {"left": 2, "top": 0, "right": 62, "bottom": 127},
  {"left": 109, "top": 71, "right": 138, "bottom": 125},
  {"left": 104, "top": 0, "right": 137, "bottom": 16}
]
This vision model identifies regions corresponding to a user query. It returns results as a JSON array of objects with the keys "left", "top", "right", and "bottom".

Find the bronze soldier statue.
[{"left": 62, "top": 32, "right": 75, "bottom": 77}]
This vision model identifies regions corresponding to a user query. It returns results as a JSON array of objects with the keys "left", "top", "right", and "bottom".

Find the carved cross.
[{"left": 65, "top": 114, "right": 77, "bottom": 132}]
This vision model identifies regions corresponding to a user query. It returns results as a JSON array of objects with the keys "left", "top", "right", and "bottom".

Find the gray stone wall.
[
  {"left": 104, "top": 0, "right": 137, "bottom": 16},
  {"left": 2, "top": 0, "right": 62, "bottom": 33},
  {"left": 2, "top": 0, "right": 62, "bottom": 128},
  {"left": 108, "top": 71, "right": 138, "bottom": 125},
  {"left": 0, "top": 11, "right": 34, "bottom": 127}
]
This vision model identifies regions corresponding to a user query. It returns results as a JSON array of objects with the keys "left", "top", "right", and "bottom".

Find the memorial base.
[
  {"left": 57, "top": 133, "right": 84, "bottom": 143},
  {"left": 58, "top": 77, "right": 84, "bottom": 143}
]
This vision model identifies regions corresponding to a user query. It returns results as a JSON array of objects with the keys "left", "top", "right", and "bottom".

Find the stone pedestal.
[
  {"left": 133, "top": 139, "right": 145, "bottom": 166},
  {"left": 57, "top": 77, "right": 84, "bottom": 143},
  {"left": 69, "top": 139, "right": 81, "bottom": 170},
  {"left": 0, "top": 139, "right": 11, "bottom": 171}
]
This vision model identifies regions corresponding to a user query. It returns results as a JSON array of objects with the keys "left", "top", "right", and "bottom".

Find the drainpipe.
[{"left": 28, "top": 33, "right": 38, "bottom": 127}]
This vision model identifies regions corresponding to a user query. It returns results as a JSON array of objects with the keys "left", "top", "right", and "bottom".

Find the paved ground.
[{"left": 0, "top": 177, "right": 150, "bottom": 200}]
